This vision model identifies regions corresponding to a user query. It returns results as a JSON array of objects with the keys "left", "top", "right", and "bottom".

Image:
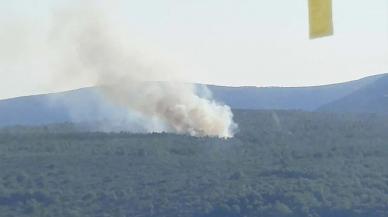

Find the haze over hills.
[
  {"left": 318, "top": 75, "right": 388, "bottom": 114},
  {"left": 0, "top": 73, "right": 386, "bottom": 127},
  {"left": 208, "top": 73, "right": 383, "bottom": 110}
]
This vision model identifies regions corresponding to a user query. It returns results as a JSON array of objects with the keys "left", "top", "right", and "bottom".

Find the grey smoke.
[
  {"left": 47, "top": 3, "right": 237, "bottom": 138},
  {"left": 46, "top": 88, "right": 167, "bottom": 133}
]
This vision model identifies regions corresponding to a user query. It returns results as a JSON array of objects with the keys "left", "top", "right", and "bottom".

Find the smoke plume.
[{"left": 48, "top": 3, "right": 237, "bottom": 138}]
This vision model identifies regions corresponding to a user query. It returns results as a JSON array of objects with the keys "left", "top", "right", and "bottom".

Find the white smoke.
[{"left": 47, "top": 2, "right": 237, "bottom": 138}]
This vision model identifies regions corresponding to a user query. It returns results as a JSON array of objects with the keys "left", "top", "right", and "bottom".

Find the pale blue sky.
[{"left": 0, "top": 0, "right": 387, "bottom": 99}]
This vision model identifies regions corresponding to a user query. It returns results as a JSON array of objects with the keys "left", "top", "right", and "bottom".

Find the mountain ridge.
[
  {"left": 318, "top": 74, "right": 388, "bottom": 114},
  {"left": 0, "top": 73, "right": 387, "bottom": 126}
]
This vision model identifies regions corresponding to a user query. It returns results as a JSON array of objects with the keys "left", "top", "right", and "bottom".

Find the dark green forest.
[{"left": 1, "top": 110, "right": 388, "bottom": 217}]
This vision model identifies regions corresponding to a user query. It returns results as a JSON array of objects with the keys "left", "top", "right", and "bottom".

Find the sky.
[{"left": 0, "top": 0, "right": 387, "bottom": 99}]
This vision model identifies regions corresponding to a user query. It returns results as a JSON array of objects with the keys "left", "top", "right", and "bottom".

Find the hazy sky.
[{"left": 0, "top": 0, "right": 387, "bottom": 99}]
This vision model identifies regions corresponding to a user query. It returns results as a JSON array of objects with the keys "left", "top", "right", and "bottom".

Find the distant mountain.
[
  {"left": 0, "top": 74, "right": 386, "bottom": 126},
  {"left": 0, "top": 94, "right": 70, "bottom": 126},
  {"left": 318, "top": 74, "right": 388, "bottom": 114},
  {"left": 209, "top": 74, "right": 382, "bottom": 110}
]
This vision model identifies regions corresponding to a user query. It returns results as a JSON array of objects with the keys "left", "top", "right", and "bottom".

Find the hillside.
[
  {"left": 318, "top": 75, "right": 388, "bottom": 114},
  {"left": 209, "top": 74, "right": 381, "bottom": 110},
  {"left": 1, "top": 110, "right": 388, "bottom": 217},
  {"left": 0, "top": 74, "right": 384, "bottom": 127}
]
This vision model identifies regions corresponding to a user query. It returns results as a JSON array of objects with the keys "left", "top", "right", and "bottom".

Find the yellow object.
[{"left": 308, "top": 0, "right": 333, "bottom": 39}]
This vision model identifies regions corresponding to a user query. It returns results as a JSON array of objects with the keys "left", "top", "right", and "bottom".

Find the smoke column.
[{"left": 48, "top": 3, "right": 237, "bottom": 138}]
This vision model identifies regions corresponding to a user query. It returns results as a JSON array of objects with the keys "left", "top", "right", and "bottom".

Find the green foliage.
[{"left": 0, "top": 110, "right": 388, "bottom": 217}]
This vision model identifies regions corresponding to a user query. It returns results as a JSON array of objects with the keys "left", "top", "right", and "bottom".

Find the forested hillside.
[{"left": 1, "top": 110, "right": 388, "bottom": 217}]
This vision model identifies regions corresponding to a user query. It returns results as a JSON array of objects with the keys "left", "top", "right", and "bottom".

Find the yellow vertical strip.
[{"left": 309, "top": 0, "right": 334, "bottom": 39}]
